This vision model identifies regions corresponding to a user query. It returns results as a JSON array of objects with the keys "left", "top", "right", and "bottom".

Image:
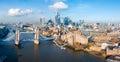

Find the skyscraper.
[
  {"left": 64, "top": 17, "right": 69, "bottom": 25},
  {"left": 55, "top": 12, "right": 61, "bottom": 25},
  {"left": 40, "top": 17, "right": 45, "bottom": 26},
  {"left": 40, "top": 18, "right": 42, "bottom": 25},
  {"left": 79, "top": 20, "right": 84, "bottom": 26},
  {"left": 47, "top": 19, "right": 54, "bottom": 25}
]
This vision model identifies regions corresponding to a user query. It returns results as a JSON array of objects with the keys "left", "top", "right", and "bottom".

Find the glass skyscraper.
[
  {"left": 64, "top": 17, "right": 69, "bottom": 25},
  {"left": 55, "top": 12, "right": 61, "bottom": 25}
]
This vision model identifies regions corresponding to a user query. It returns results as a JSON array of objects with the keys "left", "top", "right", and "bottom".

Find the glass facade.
[{"left": 55, "top": 12, "right": 61, "bottom": 25}]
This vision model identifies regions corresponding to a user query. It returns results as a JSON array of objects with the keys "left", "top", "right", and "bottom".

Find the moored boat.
[{"left": 106, "top": 55, "right": 120, "bottom": 62}]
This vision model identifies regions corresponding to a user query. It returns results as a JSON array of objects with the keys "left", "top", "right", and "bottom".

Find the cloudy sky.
[{"left": 0, "top": 0, "right": 120, "bottom": 23}]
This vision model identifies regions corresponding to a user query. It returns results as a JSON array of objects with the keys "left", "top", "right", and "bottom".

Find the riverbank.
[
  {"left": 53, "top": 40, "right": 106, "bottom": 59},
  {"left": 67, "top": 45, "right": 105, "bottom": 58}
]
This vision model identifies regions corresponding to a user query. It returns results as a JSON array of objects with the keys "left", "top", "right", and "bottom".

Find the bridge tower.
[
  {"left": 34, "top": 27, "right": 39, "bottom": 45},
  {"left": 15, "top": 28, "right": 20, "bottom": 46}
]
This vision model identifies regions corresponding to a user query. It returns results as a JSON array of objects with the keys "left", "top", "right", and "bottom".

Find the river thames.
[
  {"left": 0, "top": 32, "right": 105, "bottom": 62},
  {"left": 0, "top": 39, "right": 106, "bottom": 62}
]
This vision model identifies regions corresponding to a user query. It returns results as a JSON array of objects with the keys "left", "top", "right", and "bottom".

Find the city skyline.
[{"left": 0, "top": 0, "right": 120, "bottom": 23}]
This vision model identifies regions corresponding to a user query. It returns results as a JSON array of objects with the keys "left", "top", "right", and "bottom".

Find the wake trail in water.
[{"left": 2, "top": 32, "right": 15, "bottom": 41}]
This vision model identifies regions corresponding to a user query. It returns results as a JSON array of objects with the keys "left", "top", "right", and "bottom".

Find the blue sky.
[{"left": 0, "top": 0, "right": 120, "bottom": 23}]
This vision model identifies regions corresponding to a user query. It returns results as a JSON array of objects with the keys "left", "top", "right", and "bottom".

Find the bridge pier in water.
[
  {"left": 34, "top": 27, "right": 39, "bottom": 45},
  {"left": 15, "top": 28, "right": 20, "bottom": 46}
]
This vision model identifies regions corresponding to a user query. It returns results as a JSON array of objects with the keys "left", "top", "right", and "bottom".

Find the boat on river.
[
  {"left": 106, "top": 55, "right": 120, "bottom": 62},
  {"left": 53, "top": 41, "right": 66, "bottom": 50},
  {"left": 40, "top": 34, "right": 54, "bottom": 40}
]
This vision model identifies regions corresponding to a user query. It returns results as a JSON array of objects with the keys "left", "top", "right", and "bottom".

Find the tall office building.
[
  {"left": 40, "top": 17, "right": 45, "bottom": 26},
  {"left": 63, "top": 17, "right": 69, "bottom": 25},
  {"left": 79, "top": 20, "right": 84, "bottom": 26},
  {"left": 40, "top": 18, "right": 42, "bottom": 25},
  {"left": 55, "top": 12, "right": 61, "bottom": 25},
  {"left": 47, "top": 19, "right": 53, "bottom": 25}
]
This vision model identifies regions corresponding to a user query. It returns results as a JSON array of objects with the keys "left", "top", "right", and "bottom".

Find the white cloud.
[
  {"left": 8, "top": 8, "right": 33, "bottom": 16},
  {"left": 49, "top": 1, "right": 68, "bottom": 10}
]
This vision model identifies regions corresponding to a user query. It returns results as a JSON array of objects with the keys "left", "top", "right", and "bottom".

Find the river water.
[{"left": 0, "top": 33, "right": 105, "bottom": 62}]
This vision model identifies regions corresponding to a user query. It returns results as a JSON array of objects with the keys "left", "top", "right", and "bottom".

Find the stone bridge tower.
[
  {"left": 15, "top": 28, "right": 20, "bottom": 45},
  {"left": 34, "top": 27, "right": 39, "bottom": 45}
]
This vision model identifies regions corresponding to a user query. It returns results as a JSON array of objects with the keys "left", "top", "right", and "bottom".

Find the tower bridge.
[{"left": 15, "top": 26, "right": 40, "bottom": 46}]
